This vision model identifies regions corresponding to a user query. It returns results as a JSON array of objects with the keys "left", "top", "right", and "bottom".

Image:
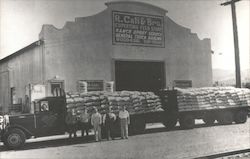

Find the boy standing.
[
  {"left": 119, "top": 106, "right": 130, "bottom": 139},
  {"left": 91, "top": 107, "right": 102, "bottom": 141}
]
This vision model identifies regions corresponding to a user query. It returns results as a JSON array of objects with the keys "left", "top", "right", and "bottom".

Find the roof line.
[
  {"left": 105, "top": 1, "right": 168, "bottom": 13},
  {"left": 0, "top": 40, "right": 43, "bottom": 63}
]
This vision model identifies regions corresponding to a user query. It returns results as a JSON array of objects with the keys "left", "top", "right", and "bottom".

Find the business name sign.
[{"left": 112, "top": 11, "right": 164, "bottom": 47}]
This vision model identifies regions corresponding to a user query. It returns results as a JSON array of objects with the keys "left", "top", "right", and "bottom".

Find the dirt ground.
[{"left": 0, "top": 120, "right": 249, "bottom": 159}]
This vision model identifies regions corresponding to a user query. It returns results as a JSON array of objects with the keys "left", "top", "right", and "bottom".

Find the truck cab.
[{"left": 0, "top": 96, "right": 67, "bottom": 149}]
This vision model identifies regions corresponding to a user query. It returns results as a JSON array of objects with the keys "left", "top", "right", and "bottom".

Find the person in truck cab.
[{"left": 65, "top": 109, "right": 77, "bottom": 138}]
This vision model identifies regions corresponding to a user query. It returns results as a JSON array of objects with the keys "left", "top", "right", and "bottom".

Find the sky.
[{"left": 0, "top": 0, "right": 249, "bottom": 70}]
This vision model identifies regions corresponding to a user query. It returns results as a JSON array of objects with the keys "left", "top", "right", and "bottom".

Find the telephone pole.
[{"left": 221, "top": 0, "right": 241, "bottom": 88}]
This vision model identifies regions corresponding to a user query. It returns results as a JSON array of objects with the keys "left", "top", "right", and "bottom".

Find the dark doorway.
[{"left": 115, "top": 60, "right": 165, "bottom": 92}]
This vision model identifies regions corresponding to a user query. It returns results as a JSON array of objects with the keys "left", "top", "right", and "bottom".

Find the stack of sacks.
[
  {"left": 105, "top": 91, "right": 131, "bottom": 115},
  {"left": 66, "top": 91, "right": 163, "bottom": 115},
  {"left": 176, "top": 87, "right": 250, "bottom": 112},
  {"left": 66, "top": 91, "right": 106, "bottom": 114},
  {"left": 142, "top": 92, "right": 162, "bottom": 113}
]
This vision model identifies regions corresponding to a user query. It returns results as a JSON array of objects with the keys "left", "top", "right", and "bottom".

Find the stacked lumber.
[
  {"left": 176, "top": 87, "right": 250, "bottom": 112},
  {"left": 66, "top": 91, "right": 163, "bottom": 115}
]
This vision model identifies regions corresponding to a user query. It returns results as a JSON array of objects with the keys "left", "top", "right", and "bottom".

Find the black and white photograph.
[{"left": 0, "top": 0, "right": 249, "bottom": 158}]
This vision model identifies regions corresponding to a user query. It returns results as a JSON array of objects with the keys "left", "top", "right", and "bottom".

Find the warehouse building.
[{"left": 0, "top": 1, "right": 212, "bottom": 113}]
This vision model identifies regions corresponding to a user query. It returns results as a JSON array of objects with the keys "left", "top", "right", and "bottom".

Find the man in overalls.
[
  {"left": 91, "top": 107, "right": 102, "bottom": 141},
  {"left": 65, "top": 109, "right": 77, "bottom": 138},
  {"left": 103, "top": 107, "right": 116, "bottom": 140}
]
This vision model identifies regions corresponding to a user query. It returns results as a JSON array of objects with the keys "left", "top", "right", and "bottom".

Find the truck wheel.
[
  {"left": 234, "top": 110, "right": 248, "bottom": 124},
  {"left": 179, "top": 114, "right": 195, "bottom": 129},
  {"left": 217, "top": 111, "right": 233, "bottom": 125},
  {"left": 4, "top": 128, "right": 26, "bottom": 149},
  {"left": 202, "top": 113, "right": 215, "bottom": 125}
]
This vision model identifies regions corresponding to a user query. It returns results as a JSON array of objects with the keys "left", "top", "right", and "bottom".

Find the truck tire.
[
  {"left": 179, "top": 114, "right": 195, "bottom": 129},
  {"left": 217, "top": 111, "right": 233, "bottom": 125},
  {"left": 4, "top": 128, "right": 26, "bottom": 149},
  {"left": 202, "top": 113, "right": 215, "bottom": 125},
  {"left": 234, "top": 110, "right": 248, "bottom": 124}
]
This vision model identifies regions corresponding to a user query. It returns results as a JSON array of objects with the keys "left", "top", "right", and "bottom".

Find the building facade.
[{"left": 0, "top": 1, "right": 212, "bottom": 113}]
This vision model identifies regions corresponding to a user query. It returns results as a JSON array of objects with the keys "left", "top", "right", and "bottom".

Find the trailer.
[
  {"left": 158, "top": 89, "right": 249, "bottom": 129},
  {"left": 129, "top": 88, "right": 249, "bottom": 133}
]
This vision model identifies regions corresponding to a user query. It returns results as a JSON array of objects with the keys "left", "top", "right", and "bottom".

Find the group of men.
[{"left": 65, "top": 106, "right": 130, "bottom": 141}]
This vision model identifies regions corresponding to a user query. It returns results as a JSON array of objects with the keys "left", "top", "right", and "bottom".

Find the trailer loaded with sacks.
[
  {"left": 0, "top": 87, "right": 249, "bottom": 149},
  {"left": 161, "top": 87, "right": 250, "bottom": 129}
]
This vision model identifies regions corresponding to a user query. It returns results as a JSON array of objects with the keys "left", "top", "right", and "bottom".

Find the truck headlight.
[
  {"left": 0, "top": 116, "right": 3, "bottom": 130},
  {"left": 0, "top": 115, "right": 9, "bottom": 130}
]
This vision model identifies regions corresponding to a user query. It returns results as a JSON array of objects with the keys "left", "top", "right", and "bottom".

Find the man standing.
[
  {"left": 65, "top": 109, "right": 77, "bottom": 138},
  {"left": 119, "top": 105, "right": 130, "bottom": 139},
  {"left": 79, "top": 107, "right": 90, "bottom": 138},
  {"left": 103, "top": 107, "right": 116, "bottom": 140},
  {"left": 91, "top": 107, "right": 102, "bottom": 141}
]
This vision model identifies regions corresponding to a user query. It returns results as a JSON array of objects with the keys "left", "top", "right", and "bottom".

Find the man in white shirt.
[
  {"left": 118, "top": 105, "right": 130, "bottom": 139},
  {"left": 91, "top": 107, "right": 102, "bottom": 141}
]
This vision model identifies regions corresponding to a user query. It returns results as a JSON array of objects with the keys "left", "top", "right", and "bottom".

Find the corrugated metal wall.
[
  {"left": 0, "top": 70, "right": 10, "bottom": 113},
  {"left": 0, "top": 43, "right": 43, "bottom": 113}
]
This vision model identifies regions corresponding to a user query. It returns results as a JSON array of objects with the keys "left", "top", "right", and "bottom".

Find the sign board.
[
  {"left": 174, "top": 80, "right": 192, "bottom": 88},
  {"left": 78, "top": 80, "right": 104, "bottom": 92},
  {"left": 30, "top": 84, "right": 46, "bottom": 102},
  {"left": 112, "top": 11, "right": 164, "bottom": 47}
]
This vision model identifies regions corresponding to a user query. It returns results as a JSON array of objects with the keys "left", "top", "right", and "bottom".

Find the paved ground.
[{"left": 0, "top": 120, "right": 249, "bottom": 159}]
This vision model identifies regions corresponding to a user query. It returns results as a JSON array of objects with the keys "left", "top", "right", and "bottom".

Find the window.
[
  {"left": 51, "top": 83, "right": 62, "bottom": 94},
  {"left": 49, "top": 80, "right": 64, "bottom": 96},
  {"left": 10, "top": 87, "right": 16, "bottom": 105}
]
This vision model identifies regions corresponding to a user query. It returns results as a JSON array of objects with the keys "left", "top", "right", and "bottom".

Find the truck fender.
[{"left": 4, "top": 124, "right": 34, "bottom": 139}]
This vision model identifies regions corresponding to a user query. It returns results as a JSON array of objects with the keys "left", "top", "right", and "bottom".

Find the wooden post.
[{"left": 221, "top": 0, "right": 241, "bottom": 88}]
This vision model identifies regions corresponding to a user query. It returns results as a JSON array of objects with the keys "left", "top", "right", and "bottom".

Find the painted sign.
[{"left": 112, "top": 11, "right": 164, "bottom": 47}]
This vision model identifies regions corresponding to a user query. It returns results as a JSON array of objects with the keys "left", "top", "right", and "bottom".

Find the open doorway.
[{"left": 115, "top": 60, "right": 165, "bottom": 93}]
